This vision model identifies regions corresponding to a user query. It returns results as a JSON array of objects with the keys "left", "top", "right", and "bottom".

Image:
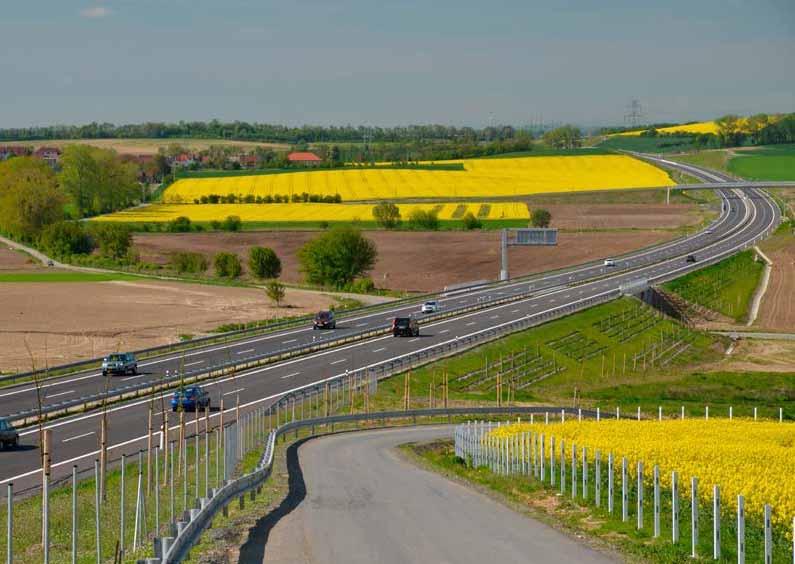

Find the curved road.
[
  {"left": 252, "top": 426, "right": 616, "bottom": 564},
  {"left": 0, "top": 159, "right": 780, "bottom": 493}
]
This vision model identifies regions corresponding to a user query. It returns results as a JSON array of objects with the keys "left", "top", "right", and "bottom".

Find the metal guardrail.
[{"left": 159, "top": 405, "right": 596, "bottom": 563}]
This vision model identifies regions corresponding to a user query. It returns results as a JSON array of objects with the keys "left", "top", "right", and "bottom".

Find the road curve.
[{"left": 251, "top": 426, "right": 617, "bottom": 564}]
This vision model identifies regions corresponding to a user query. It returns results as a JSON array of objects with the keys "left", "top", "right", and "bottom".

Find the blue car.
[{"left": 171, "top": 386, "right": 211, "bottom": 412}]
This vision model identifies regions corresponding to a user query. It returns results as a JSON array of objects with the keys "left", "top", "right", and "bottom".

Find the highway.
[
  {"left": 253, "top": 426, "right": 617, "bottom": 564},
  {"left": 0, "top": 159, "right": 781, "bottom": 494}
]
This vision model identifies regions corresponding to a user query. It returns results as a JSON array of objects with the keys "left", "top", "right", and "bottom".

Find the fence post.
[
  {"left": 6, "top": 483, "right": 12, "bottom": 564},
  {"left": 672, "top": 471, "right": 679, "bottom": 544},
  {"left": 608, "top": 453, "right": 614, "bottom": 514},
  {"left": 42, "top": 429, "right": 51, "bottom": 564},
  {"left": 571, "top": 444, "right": 577, "bottom": 499},
  {"left": 120, "top": 453, "right": 126, "bottom": 557},
  {"left": 621, "top": 457, "right": 628, "bottom": 522},
  {"left": 595, "top": 450, "right": 601, "bottom": 507},
  {"left": 764, "top": 504, "right": 772, "bottom": 564},
  {"left": 653, "top": 465, "right": 660, "bottom": 538},
  {"left": 737, "top": 495, "right": 745, "bottom": 564},
  {"left": 713, "top": 485, "right": 720, "bottom": 559},
  {"left": 94, "top": 459, "right": 102, "bottom": 564},
  {"left": 637, "top": 461, "right": 644, "bottom": 530},
  {"left": 691, "top": 477, "right": 698, "bottom": 558},
  {"left": 582, "top": 447, "right": 588, "bottom": 500},
  {"left": 72, "top": 465, "right": 78, "bottom": 564}
]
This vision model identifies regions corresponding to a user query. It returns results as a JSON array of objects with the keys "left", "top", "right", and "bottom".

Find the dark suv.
[
  {"left": 313, "top": 310, "right": 336, "bottom": 330},
  {"left": 392, "top": 316, "right": 419, "bottom": 337},
  {"left": 0, "top": 417, "right": 19, "bottom": 449},
  {"left": 102, "top": 352, "right": 138, "bottom": 376}
]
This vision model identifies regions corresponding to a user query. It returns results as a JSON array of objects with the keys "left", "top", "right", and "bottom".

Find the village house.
[{"left": 287, "top": 151, "right": 322, "bottom": 167}]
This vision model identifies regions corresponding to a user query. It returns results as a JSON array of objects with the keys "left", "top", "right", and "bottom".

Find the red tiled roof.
[{"left": 287, "top": 151, "right": 321, "bottom": 162}]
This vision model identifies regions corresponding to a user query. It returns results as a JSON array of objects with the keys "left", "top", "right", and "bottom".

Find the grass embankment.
[
  {"left": 672, "top": 150, "right": 732, "bottom": 175},
  {"left": 663, "top": 250, "right": 765, "bottom": 322},
  {"left": 0, "top": 419, "right": 234, "bottom": 563},
  {"left": 404, "top": 440, "right": 792, "bottom": 564},
  {"left": 0, "top": 272, "right": 138, "bottom": 283},
  {"left": 357, "top": 298, "right": 774, "bottom": 417}
]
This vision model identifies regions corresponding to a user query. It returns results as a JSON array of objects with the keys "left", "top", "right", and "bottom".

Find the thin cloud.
[{"left": 81, "top": 6, "right": 112, "bottom": 19}]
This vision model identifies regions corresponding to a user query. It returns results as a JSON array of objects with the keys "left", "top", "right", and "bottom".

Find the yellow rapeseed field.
[
  {"left": 615, "top": 121, "right": 720, "bottom": 136},
  {"left": 491, "top": 419, "right": 795, "bottom": 531},
  {"left": 162, "top": 155, "right": 673, "bottom": 203},
  {"left": 96, "top": 202, "right": 529, "bottom": 223}
]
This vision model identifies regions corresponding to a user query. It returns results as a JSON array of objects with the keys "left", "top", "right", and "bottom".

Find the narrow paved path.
[{"left": 247, "top": 426, "right": 617, "bottom": 564}]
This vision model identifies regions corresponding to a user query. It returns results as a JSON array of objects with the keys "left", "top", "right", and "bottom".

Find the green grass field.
[
  {"left": 664, "top": 250, "right": 764, "bottom": 322},
  {"left": 728, "top": 145, "right": 795, "bottom": 180},
  {"left": 597, "top": 135, "right": 699, "bottom": 154},
  {"left": 0, "top": 272, "right": 138, "bottom": 282}
]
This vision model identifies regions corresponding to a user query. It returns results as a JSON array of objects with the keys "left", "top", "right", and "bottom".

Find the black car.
[
  {"left": 392, "top": 316, "right": 419, "bottom": 337},
  {"left": 313, "top": 310, "right": 336, "bottom": 330},
  {"left": 686, "top": 254, "right": 697, "bottom": 263},
  {"left": 0, "top": 417, "right": 19, "bottom": 449}
]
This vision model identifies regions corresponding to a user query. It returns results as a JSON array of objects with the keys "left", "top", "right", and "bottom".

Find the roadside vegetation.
[{"left": 663, "top": 250, "right": 765, "bottom": 322}]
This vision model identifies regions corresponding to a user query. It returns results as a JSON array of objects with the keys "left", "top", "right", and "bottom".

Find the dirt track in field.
[
  {"left": 0, "top": 245, "right": 43, "bottom": 271},
  {"left": 135, "top": 229, "right": 677, "bottom": 293},
  {"left": 0, "top": 280, "right": 355, "bottom": 372},
  {"left": 539, "top": 203, "right": 702, "bottom": 230},
  {"left": 756, "top": 245, "right": 795, "bottom": 331}
]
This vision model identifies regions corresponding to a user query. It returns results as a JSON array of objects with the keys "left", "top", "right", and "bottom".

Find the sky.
[{"left": 1, "top": 0, "right": 793, "bottom": 128}]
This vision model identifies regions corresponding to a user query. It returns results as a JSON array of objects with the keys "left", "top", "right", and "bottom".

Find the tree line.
[{"left": 0, "top": 121, "right": 522, "bottom": 144}]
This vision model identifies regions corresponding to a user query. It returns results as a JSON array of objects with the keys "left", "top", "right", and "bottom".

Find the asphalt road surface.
[
  {"left": 0, "top": 160, "right": 781, "bottom": 494},
  {"left": 250, "top": 426, "right": 616, "bottom": 564}
]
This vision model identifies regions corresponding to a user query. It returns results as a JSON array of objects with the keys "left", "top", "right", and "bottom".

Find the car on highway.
[
  {"left": 420, "top": 300, "right": 439, "bottom": 314},
  {"left": 313, "top": 310, "right": 336, "bottom": 330},
  {"left": 102, "top": 352, "right": 138, "bottom": 376},
  {"left": 0, "top": 418, "right": 19, "bottom": 449},
  {"left": 171, "top": 386, "right": 211, "bottom": 412},
  {"left": 686, "top": 254, "right": 698, "bottom": 263},
  {"left": 392, "top": 316, "right": 420, "bottom": 337},
  {"left": 603, "top": 258, "right": 616, "bottom": 267}
]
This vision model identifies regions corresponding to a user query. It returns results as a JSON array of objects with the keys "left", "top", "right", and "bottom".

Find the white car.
[
  {"left": 603, "top": 258, "right": 616, "bottom": 267},
  {"left": 421, "top": 301, "right": 439, "bottom": 314}
]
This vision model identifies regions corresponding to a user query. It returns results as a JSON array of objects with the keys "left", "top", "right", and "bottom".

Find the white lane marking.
[
  {"left": 465, "top": 322, "right": 476, "bottom": 326},
  {"left": 236, "top": 348, "right": 255, "bottom": 355},
  {"left": 439, "top": 329, "right": 450, "bottom": 334},
  {"left": 282, "top": 339, "right": 297, "bottom": 344},
  {"left": 45, "top": 390, "right": 74, "bottom": 399},
  {"left": 281, "top": 372, "right": 300, "bottom": 379},
  {"left": 490, "top": 315, "right": 499, "bottom": 320},
  {"left": 223, "top": 388, "right": 245, "bottom": 397},
  {"left": 184, "top": 360, "right": 204, "bottom": 367},
  {"left": 511, "top": 309, "right": 520, "bottom": 313},
  {"left": 372, "top": 347, "right": 386, "bottom": 353},
  {"left": 329, "top": 358, "right": 347, "bottom": 365},
  {"left": 408, "top": 338, "right": 420, "bottom": 343},
  {"left": 62, "top": 431, "right": 95, "bottom": 443},
  {"left": 121, "top": 374, "right": 146, "bottom": 381},
  {"left": 355, "top": 323, "right": 368, "bottom": 327}
]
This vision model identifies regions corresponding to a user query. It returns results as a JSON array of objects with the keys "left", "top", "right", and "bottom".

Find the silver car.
[{"left": 102, "top": 352, "right": 138, "bottom": 376}]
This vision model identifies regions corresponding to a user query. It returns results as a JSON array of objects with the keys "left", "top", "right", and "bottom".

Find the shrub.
[
  {"left": 248, "top": 246, "right": 281, "bottom": 279},
  {"left": 531, "top": 208, "right": 552, "bottom": 228},
  {"left": 171, "top": 251, "right": 208, "bottom": 274},
  {"left": 346, "top": 277, "right": 376, "bottom": 294},
  {"left": 462, "top": 212, "right": 482, "bottom": 230},
  {"left": 167, "top": 216, "right": 192, "bottom": 233},
  {"left": 372, "top": 202, "right": 401, "bottom": 228},
  {"left": 213, "top": 252, "right": 242, "bottom": 278},
  {"left": 210, "top": 220, "right": 222, "bottom": 230},
  {"left": 39, "top": 221, "right": 94, "bottom": 257},
  {"left": 222, "top": 215, "right": 242, "bottom": 232},
  {"left": 87, "top": 223, "right": 133, "bottom": 260},
  {"left": 408, "top": 209, "right": 440, "bottom": 230},
  {"left": 298, "top": 227, "right": 377, "bottom": 288},
  {"left": 265, "top": 279, "right": 286, "bottom": 306}
]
